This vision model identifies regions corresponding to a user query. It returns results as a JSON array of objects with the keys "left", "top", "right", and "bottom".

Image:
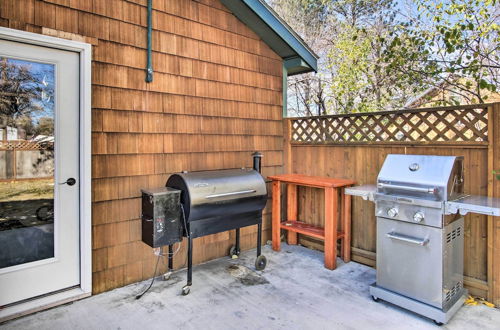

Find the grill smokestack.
[{"left": 252, "top": 151, "right": 262, "bottom": 173}]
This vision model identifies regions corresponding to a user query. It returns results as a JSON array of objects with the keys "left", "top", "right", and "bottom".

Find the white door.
[{"left": 0, "top": 40, "right": 80, "bottom": 306}]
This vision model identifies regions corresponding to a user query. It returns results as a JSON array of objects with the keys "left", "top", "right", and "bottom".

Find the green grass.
[{"left": 0, "top": 179, "right": 54, "bottom": 202}]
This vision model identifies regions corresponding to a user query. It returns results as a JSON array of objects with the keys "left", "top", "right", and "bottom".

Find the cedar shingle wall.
[{"left": 1, "top": 0, "right": 284, "bottom": 293}]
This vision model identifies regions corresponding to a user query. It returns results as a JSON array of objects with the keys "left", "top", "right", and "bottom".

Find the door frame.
[{"left": 0, "top": 27, "right": 92, "bottom": 321}]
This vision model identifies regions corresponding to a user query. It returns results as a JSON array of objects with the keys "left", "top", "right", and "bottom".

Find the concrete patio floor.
[{"left": 2, "top": 244, "right": 499, "bottom": 330}]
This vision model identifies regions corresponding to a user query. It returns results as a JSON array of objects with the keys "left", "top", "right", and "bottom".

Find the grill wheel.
[
  {"left": 229, "top": 245, "right": 240, "bottom": 259},
  {"left": 255, "top": 255, "right": 267, "bottom": 271}
]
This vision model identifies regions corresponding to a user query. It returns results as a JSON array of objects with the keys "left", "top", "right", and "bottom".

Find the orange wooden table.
[{"left": 268, "top": 174, "right": 355, "bottom": 270}]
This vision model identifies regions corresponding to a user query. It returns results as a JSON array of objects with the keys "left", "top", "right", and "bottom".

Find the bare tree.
[
  {"left": 270, "top": 0, "right": 332, "bottom": 116},
  {"left": 0, "top": 58, "right": 54, "bottom": 135}
]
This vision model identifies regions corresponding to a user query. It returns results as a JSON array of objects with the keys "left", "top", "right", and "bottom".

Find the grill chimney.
[{"left": 252, "top": 151, "right": 262, "bottom": 173}]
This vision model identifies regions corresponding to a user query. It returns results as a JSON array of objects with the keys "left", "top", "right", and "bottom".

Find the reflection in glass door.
[{"left": 0, "top": 57, "right": 55, "bottom": 269}]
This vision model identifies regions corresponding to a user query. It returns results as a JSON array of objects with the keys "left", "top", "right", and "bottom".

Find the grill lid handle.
[
  {"left": 378, "top": 183, "right": 436, "bottom": 195},
  {"left": 386, "top": 232, "right": 429, "bottom": 246},
  {"left": 205, "top": 189, "right": 256, "bottom": 199}
]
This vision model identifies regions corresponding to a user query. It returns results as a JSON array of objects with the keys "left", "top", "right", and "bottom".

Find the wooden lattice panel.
[
  {"left": 0, "top": 140, "right": 54, "bottom": 150},
  {"left": 291, "top": 106, "right": 489, "bottom": 144}
]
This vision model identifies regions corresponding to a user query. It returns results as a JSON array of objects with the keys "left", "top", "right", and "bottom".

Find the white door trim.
[{"left": 0, "top": 27, "right": 92, "bottom": 321}]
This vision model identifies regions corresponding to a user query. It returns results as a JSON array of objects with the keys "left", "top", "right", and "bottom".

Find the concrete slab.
[{"left": 2, "top": 244, "right": 499, "bottom": 330}]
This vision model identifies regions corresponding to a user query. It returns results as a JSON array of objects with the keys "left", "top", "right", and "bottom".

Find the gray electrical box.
[{"left": 141, "top": 187, "right": 183, "bottom": 248}]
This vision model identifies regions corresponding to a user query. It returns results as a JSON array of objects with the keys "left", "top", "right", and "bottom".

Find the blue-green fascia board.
[
  {"left": 284, "top": 57, "right": 311, "bottom": 76},
  {"left": 220, "top": 0, "right": 318, "bottom": 75}
]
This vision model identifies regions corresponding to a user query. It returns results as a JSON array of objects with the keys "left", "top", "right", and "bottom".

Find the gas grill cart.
[
  {"left": 142, "top": 152, "right": 268, "bottom": 296},
  {"left": 345, "top": 154, "right": 500, "bottom": 325}
]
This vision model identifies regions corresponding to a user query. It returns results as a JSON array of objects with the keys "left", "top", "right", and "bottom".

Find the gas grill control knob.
[
  {"left": 387, "top": 208, "right": 398, "bottom": 218},
  {"left": 413, "top": 212, "right": 425, "bottom": 223}
]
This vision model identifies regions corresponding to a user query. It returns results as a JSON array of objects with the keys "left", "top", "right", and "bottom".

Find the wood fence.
[
  {"left": 283, "top": 102, "right": 500, "bottom": 305},
  {"left": 0, "top": 140, "right": 54, "bottom": 181}
]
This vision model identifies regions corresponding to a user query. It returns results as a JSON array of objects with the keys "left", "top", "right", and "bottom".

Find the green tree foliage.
[
  {"left": 270, "top": 0, "right": 498, "bottom": 115},
  {"left": 385, "top": 0, "right": 500, "bottom": 105},
  {"left": 326, "top": 0, "right": 422, "bottom": 113},
  {"left": 328, "top": 25, "right": 372, "bottom": 112},
  {"left": 271, "top": 0, "right": 425, "bottom": 115}
]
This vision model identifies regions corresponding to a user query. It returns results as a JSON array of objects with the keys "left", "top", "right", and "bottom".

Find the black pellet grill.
[{"left": 141, "top": 152, "right": 268, "bottom": 295}]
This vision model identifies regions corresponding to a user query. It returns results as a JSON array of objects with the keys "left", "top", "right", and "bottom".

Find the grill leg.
[
  {"left": 254, "top": 219, "right": 267, "bottom": 271},
  {"left": 257, "top": 222, "right": 262, "bottom": 257},
  {"left": 163, "top": 244, "right": 174, "bottom": 281},
  {"left": 187, "top": 236, "right": 192, "bottom": 286},
  {"left": 168, "top": 245, "right": 173, "bottom": 270},
  {"left": 182, "top": 236, "right": 193, "bottom": 296},
  {"left": 235, "top": 228, "right": 240, "bottom": 254}
]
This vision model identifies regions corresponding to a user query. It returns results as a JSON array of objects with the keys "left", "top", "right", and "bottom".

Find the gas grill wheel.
[
  {"left": 255, "top": 255, "right": 267, "bottom": 271},
  {"left": 163, "top": 271, "right": 172, "bottom": 281},
  {"left": 229, "top": 245, "right": 240, "bottom": 259},
  {"left": 182, "top": 285, "right": 191, "bottom": 296}
]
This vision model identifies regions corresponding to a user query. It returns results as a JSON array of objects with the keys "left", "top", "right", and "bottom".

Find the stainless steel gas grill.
[
  {"left": 346, "top": 154, "right": 500, "bottom": 325},
  {"left": 165, "top": 152, "right": 268, "bottom": 295}
]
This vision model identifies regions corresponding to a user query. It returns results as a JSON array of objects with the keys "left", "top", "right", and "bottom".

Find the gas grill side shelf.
[
  {"left": 445, "top": 195, "right": 500, "bottom": 216},
  {"left": 345, "top": 185, "right": 377, "bottom": 202}
]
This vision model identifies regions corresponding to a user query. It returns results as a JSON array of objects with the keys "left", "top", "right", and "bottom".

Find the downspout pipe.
[{"left": 146, "top": 0, "right": 153, "bottom": 82}]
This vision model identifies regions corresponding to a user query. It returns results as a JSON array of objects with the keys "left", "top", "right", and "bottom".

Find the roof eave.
[
  {"left": 284, "top": 57, "right": 314, "bottom": 75},
  {"left": 220, "top": 0, "right": 318, "bottom": 74}
]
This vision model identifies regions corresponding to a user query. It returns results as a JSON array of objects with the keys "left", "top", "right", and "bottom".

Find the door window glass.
[{"left": 0, "top": 57, "right": 55, "bottom": 269}]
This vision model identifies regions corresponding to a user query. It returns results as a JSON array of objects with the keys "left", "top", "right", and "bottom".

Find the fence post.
[
  {"left": 13, "top": 149, "right": 17, "bottom": 180},
  {"left": 487, "top": 104, "right": 494, "bottom": 302},
  {"left": 283, "top": 119, "right": 292, "bottom": 174},
  {"left": 489, "top": 103, "right": 500, "bottom": 305}
]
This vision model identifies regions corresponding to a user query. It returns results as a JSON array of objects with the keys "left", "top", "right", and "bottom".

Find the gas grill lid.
[{"left": 377, "top": 154, "right": 464, "bottom": 202}]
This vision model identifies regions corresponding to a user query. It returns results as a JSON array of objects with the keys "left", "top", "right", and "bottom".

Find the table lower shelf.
[{"left": 280, "top": 220, "right": 345, "bottom": 241}]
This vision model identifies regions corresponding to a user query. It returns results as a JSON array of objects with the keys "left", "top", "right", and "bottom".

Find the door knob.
[{"left": 60, "top": 177, "right": 76, "bottom": 186}]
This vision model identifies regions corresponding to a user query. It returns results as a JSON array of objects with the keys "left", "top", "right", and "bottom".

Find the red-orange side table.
[{"left": 268, "top": 174, "right": 355, "bottom": 270}]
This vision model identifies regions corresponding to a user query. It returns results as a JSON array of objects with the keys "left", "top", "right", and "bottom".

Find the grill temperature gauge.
[
  {"left": 387, "top": 208, "right": 398, "bottom": 217},
  {"left": 413, "top": 212, "right": 425, "bottom": 223}
]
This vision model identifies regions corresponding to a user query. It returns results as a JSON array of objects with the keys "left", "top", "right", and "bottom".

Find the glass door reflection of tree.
[{"left": 0, "top": 57, "right": 55, "bottom": 269}]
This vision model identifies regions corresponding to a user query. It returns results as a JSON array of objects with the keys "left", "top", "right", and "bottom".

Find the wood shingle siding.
[{"left": 0, "top": 0, "right": 284, "bottom": 293}]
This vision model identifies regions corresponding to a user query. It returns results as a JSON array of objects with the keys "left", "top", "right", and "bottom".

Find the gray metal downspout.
[
  {"left": 146, "top": 0, "right": 153, "bottom": 82},
  {"left": 282, "top": 62, "right": 288, "bottom": 117}
]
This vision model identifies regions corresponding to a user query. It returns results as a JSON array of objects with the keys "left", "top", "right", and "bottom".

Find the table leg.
[
  {"left": 340, "top": 191, "right": 345, "bottom": 259},
  {"left": 287, "top": 184, "right": 298, "bottom": 245},
  {"left": 324, "top": 187, "right": 338, "bottom": 270},
  {"left": 272, "top": 180, "right": 281, "bottom": 251},
  {"left": 343, "top": 191, "right": 352, "bottom": 262}
]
